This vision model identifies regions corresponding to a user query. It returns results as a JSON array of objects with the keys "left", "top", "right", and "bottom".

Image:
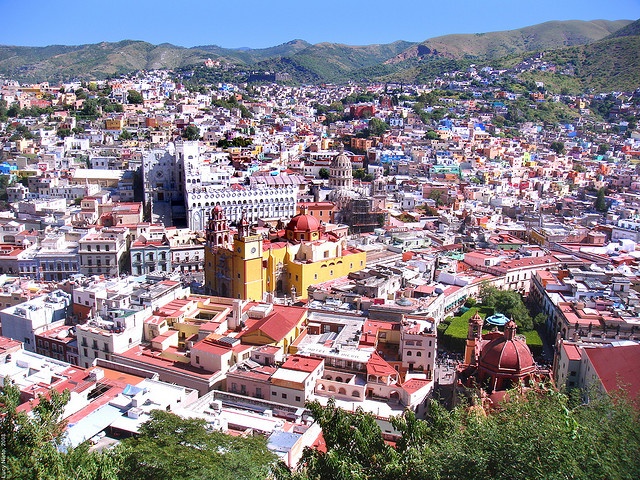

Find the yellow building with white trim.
[{"left": 205, "top": 207, "right": 366, "bottom": 301}]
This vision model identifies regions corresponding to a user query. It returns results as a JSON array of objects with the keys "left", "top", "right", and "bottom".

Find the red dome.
[
  {"left": 478, "top": 323, "right": 535, "bottom": 377},
  {"left": 286, "top": 214, "right": 321, "bottom": 233}
]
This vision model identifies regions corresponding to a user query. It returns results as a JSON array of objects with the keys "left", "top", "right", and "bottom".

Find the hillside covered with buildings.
[{"left": 1, "top": 26, "right": 640, "bottom": 477}]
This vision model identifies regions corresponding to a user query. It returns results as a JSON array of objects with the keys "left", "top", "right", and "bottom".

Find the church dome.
[
  {"left": 478, "top": 321, "right": 535, "bottom": 377},
  {"left": 285, "top": 213, "right": 321, "bottom": 242},
  {"left": 331, "top": 151, "right": 352, "bottom": 170}
]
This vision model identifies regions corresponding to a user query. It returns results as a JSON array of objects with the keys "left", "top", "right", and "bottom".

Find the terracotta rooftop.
[
  {"left": 366, "top": 352, "right": 397, "bottom": 378},
  {"left": 241, "top": 305, "right": 306, "bottom": 343},
  {"left": 281, "top": 354, "right": 323, "bottom": 373},
  {"left": 585, "top": 344, "right": 640, "bottom": 401}
]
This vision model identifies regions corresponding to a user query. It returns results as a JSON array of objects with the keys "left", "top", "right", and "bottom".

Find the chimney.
[{"left": 230, "top": 299, "right": 244, "bottom": 330}]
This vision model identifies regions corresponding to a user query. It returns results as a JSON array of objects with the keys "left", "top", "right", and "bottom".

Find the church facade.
[{"left": 204, "top": 206, "right": 367, "bottom": 301}]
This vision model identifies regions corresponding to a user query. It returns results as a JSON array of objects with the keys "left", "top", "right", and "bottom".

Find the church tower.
[
  {"left": 205, "top": 206, "right": 233, "bottom": 298},
  {"left": 231, "top": 210, "right": 263, "bottom": 301},
  {"left": 206, "top": 205, "right": 230, "bottom": 251},
  {"left": 464, "top": 312, "right": 483, "bottom": 365}
]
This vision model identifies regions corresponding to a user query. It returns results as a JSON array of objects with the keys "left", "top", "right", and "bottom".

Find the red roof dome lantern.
[
  {"left": 477, "top": 320, "right": 536, "bottom": 392},
  {"left": 285, "top": 209, "right": 322, "bottom": 242}
]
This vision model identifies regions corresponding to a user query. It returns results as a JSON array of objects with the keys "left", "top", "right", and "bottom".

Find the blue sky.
[{"left": 1, "top": 0, "right": 639, "bottom": 48}]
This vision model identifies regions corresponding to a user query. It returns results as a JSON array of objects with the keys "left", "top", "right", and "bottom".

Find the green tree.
[
  {"left": 280, "top": 389, "right": 640, "bottom": 480},
  {"left": 318, "top": 168, "right": 330, "bottom": 180},
  {"left": 598, "top": 143, "right": 610, "bottom": 156},
  {"left": 79, "top": 98, "right": 99, "bottom": 118},
  {"left": 425, "top": 130, "right": 439, "bottom": 140},
  {"left": 117, "top": 410, "right": 276, "bottom": 480},
  {"left": 7, "top": 103, "right": 20, "bottom": 117},
  {"left": 182, "top": 125, "right": 200, "bottom": 141},
  {"left": 352, "top": 169, "right": 373, "bottom": 182},
  {"left": 368, "top": 118, "right": 390, "bottom": 137},
  {"left": 74, "top": 88, "right": 88, "bottom": 100},
  {"left": 0, "top": 380, "right": 118, "bottom": 480},
  {"left": 595, "top": 187, "right": 608, "bottom": 212},
  {"left": 230, "top": 136, "right": 252, "bottom": 148},
  {"left": 57, "top": 128, "right": 72, "bottom": 139},
  {"left": 127, "top": 90, "right": 144, "bottom": 105},
  {"left": 533, "top": 312, "right": 547, "bottom": 327},
  {"left": 282, "top": 399, "right": 398, "bottom": 480},
  {"left": 0, "top": 99, "right": 8, "bottom": 122},
  {"left": 479, "top": 284, "right": 532, "bottom": 330},
  {"left": 550, "top": 141, "right": 565, "bottom": 155},
  {"left": 119, "top": 129, "right": 133, "bottom": 141}
]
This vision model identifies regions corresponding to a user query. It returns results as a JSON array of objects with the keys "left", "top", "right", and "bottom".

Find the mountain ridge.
[{"left": 0, "top": 19, "right": 635, "bottom": 87}]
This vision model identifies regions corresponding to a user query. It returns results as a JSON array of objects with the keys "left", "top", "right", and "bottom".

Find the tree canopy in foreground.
[
  {"left": 0, "top": 380, "right": 276, "bottom": 480},
  {"left": 275, "top": 388, "right": 640, "bottom": 480}
]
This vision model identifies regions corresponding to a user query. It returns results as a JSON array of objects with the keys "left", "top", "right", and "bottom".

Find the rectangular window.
[
  {"left": 295, "top": 396, "right": 301, "bottom": 402},
  {"left": 282, "top": 393, "right": 287, "bottom": 399},
  {"left": 195, "top": 356, "right": 200, "bottom": 364}
]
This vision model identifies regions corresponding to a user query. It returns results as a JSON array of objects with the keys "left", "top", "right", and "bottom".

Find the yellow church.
[{"left": 204, "top": 206, "right": 366, "bottom": 301}]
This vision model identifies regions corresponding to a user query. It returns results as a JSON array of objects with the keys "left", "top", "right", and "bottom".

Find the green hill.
[
  {"left": 387, "top": 19, "right": 630, "bottom": 63},
  {"left": 0, "top": 19, "right": 635, "bottom": 87},
  {"left": 194, "top": 39, "right": 312, "bottom": 63},
  {"left": 0, "top": 40, "right": 219, "bottom": 82},
  {"left": 529, "top": 34, "right": 640, "bottom": 93},
  {"left": 606, "top": 17, "right": 640, "bottom": 38}
]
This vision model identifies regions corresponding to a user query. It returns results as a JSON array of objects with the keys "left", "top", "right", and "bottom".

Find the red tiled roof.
[
  {"left": 563, "top": 343, "right": 582, "bottom": 362},
  {"left": 241, "top": 305, "right": 306, "bottom": 343},
  {"left": 281, "top": 354, "right": 323, "bottom": 373},
  {"left": 585, "top": 344, "right": 640, "bottom": 400},
  {"left": 402, "top": 378, "right": 431, "bottom": 394},
  {"left": 366, "top": 352, "right": 397, "bottom": 377},
  {"left": 0, "top": 336, "right": 22, "bottom": 352}
]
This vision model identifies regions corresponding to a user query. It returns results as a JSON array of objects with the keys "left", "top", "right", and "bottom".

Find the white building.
[
  {"left": 399, "top": 318, "right": 437, "bottom": 378},
  {"left": 0, "top": 290, "right": 71, "bottom": 352},
  {"left": 143, "top": 144, "right": 181, "bottom": 204},
  {"left": 76, "top": 307, "right": 150, "bottom": 368},
  {"left": 78, "top": 228, "right": 128, "bottom": 277},
  {"left": 186, "top": 184, "right": 298, "bottom": 231}
]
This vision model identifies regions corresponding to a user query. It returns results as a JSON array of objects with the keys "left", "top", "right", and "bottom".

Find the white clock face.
[{"left": 251, "top": 247, "right": 257, "bottom": 254}]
